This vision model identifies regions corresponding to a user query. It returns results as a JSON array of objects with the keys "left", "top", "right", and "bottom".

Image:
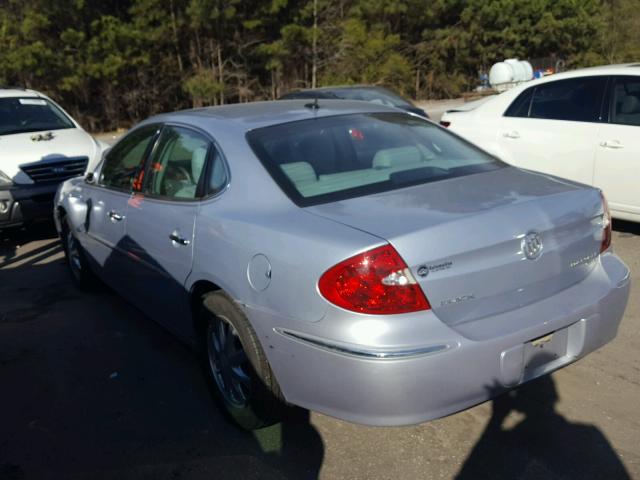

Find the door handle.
[
  {"left": 503, "top": 131, "right": 520, "bottom": 139},
  {"left": 169, "top": 231, "right": 191, "bottom": 246},
  {"left": 108, "top": 210, "right": 124, "bottom": 222},
  {"left": 600, "top": 140, "right": 624, "bottom": 149}
]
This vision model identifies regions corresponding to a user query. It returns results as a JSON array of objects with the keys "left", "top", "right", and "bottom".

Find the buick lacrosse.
[{"left": 54, "top": 100, "right": 630, "bottom": 430}]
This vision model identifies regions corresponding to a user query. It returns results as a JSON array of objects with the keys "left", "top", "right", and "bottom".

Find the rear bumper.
[
  {"left": 0, "top": 183, "right": 58, "bottom": 227},
  {"left": 246, "top": 253, "right": 630, "bottom": 426}
]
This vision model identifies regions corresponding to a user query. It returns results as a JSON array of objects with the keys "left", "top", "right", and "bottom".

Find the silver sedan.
[{"left": 53, "top": 100, "right": 631, "bottom": 430}]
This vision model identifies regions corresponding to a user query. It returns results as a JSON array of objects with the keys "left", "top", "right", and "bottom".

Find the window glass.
[
  {"left": 280, "top": 91, "right": 333, "bottom": 100},
  {"left": 247, "top": 113, "right": 503, "bottom": 207},
  {"left": 207, "top": 147, "right": 228, "bottom": 195},
  {"left": 504, "top": 87, "right": 534, "bottom": 117},
  {"left": 610, "top": 76, "right": 640, "bottom": 126},
  {"left": 529, "top": 77, "right": 606, "bottom": 122},
  {"left": 0, "top": 97, "right": 75, "bottom": 135},
  {"left": 100, "top": 125, "right": 158, "bottom": 191},
  {"left": 144, "top": 126, "right": 210, "bottom": 199},
  {"left": 335, "top": 88, "right": 413, "bottom": 107}
]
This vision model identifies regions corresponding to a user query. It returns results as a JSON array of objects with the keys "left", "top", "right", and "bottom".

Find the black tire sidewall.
[
  {"left": 61, "top": 217, "right": 95, "bottom": 291},
  {"left": 200, "top": 291, "right": 283, "bottom": 430}
]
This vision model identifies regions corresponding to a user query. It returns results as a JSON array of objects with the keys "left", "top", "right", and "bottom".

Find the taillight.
[
  {"left": 318, "top": 244, "right": 431, "bottom": 315},
  {"left": 600, "top": 192, "right": 612, "bottom": 253},
  {"left": 440, "top": 121, "right": 451, "bottom": 127}
]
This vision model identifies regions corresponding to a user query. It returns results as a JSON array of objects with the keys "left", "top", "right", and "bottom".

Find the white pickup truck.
[{"left": 0, "top": 88, "right": 108, "bottom": 228}]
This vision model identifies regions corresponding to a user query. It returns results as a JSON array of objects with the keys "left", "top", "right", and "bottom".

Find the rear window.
[
  {"left": 0, "top": 97, "right": 75, "bottom": 135},
  {"left": 247, "top": 113, "right": 503, "bottom": 206},
  {"left": 335, "top": 88, "right": 413, "bottom": 108}
]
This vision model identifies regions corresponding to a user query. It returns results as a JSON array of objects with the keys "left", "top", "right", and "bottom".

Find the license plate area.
[{"left": 523, "top": 327, "right": 569, "bottom": 373}]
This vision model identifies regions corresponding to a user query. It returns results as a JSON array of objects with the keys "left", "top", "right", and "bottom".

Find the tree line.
[{"left": 1, "top": 0, "right": 638, "bottom": 131}]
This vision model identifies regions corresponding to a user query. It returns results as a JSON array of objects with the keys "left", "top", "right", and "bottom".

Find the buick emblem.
[
  {"left": 52, "top": 167, "right": 66, "bottom": 174},
  {"left": 522, "top": 231, "right": 543, "bottom": 260}
]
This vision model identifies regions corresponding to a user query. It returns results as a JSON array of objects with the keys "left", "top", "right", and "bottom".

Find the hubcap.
[
  {"left": 207, "top": 315, "right": 251, "bottom": 407},
  {"left": 66, "top": 230, "right": 82, "bottom": 278}
]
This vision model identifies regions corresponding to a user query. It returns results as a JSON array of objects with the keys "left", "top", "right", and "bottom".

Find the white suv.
[
  {"left": 0, "top": 88, "right": 108, "bottom": 228},
  {"left": 441, "top": 64, "right": 640, "bottom": 223}
]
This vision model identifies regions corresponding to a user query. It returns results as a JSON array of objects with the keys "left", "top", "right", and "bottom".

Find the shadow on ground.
[
  {"left": 1, "top": 223, "right": 632, "bottom": 480},
  {"left": 0, "top": 221, "right": 60, "bottom": 262},
  {"left": 0, "top": 226, "right": 324, "bottom": 480},
  {"left": 456, "top": 371, "right": 630, "bottom": 480},
  {"left": 613, "top": 219, "right": 640, "bottom": 237}
]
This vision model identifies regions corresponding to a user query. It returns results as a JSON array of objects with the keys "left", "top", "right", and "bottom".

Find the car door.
[
  {"left": 497, "top": 76, "right": 607, "bottom": 186},
  {"left": 594, "top": 75, "right": 640, "bottom": 219},
  {"left": 122, "top": 125, "right": 218, "bottom": 337},
  {"left": 80, "top": 125, "right": 160, "bottom": 287}
]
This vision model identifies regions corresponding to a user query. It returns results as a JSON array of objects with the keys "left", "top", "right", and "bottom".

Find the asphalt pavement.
[{"left": 1, "top": 221, "right": 639, "bottom": 480}]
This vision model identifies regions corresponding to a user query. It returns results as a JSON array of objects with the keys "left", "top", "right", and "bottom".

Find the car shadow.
[
  {"left": 613, "top": 219, "right": 640, "bottom": 237},
  {"left": 0, "top": 221, "right": 59, "bottom": 262},
  {"left": 0, "top": 231, "right": 324, "bottom": 479},
  {"left": 455, "top": 361, "right": 630, "bottom": 480}
]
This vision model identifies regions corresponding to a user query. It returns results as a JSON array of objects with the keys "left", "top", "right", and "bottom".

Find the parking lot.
[{"left": 0, "top": 219, "right": 638, "bottom": 479}]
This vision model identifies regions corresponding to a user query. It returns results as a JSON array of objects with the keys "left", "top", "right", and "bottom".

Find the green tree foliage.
[{"left": 0, "top": 0, "right": 636, "bottom": 130}]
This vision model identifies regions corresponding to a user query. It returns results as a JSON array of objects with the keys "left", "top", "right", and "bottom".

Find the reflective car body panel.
[{"left": 54, "top": 100, "right": 630, "bottom": 426}]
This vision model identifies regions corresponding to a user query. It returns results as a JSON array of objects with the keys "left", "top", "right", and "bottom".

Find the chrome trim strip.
[
  {"left": 275, "top": 328, "right": 451, "bottom": 360},
  {"left": 617, "top": 269, "right": 631, "bottom": 288}
]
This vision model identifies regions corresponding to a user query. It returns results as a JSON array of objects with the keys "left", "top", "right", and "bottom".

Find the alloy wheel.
[{"left": 207, "top": 315, "right": 251, "bottom": 407}]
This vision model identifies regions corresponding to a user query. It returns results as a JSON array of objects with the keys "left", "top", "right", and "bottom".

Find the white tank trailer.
[{"left": 489, "top": 59, "right": 534, "bottom": 92}]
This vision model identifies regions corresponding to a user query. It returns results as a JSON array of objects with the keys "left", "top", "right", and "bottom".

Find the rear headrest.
[
  {"left": 372, "top": 146, "right": 422, "bottom": 169},
  {"left": 620, "top": 95, "right": 640, "bottom": 114},
  {"left": 280, "top": 162, "right": 317, "bottom": 184},
  {"left": 191, "top": 147, "right": 207, "bottom": 180}
]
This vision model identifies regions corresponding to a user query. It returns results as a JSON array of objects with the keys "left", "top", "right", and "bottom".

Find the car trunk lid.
[{"left": 306, "top": 167, "right": 606, "bottom": 331}]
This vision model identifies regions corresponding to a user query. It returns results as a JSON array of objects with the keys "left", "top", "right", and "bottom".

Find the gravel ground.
[{"left": 1, "top": 218, "right": 638, "bottom": 479}]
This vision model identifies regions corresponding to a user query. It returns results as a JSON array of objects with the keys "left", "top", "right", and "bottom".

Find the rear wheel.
[
  {"left": 61, "top": 216, "right": 98, "bottom": 291},
  {"left": 200, "top": 291, "right": 286, "bottom": 430}
]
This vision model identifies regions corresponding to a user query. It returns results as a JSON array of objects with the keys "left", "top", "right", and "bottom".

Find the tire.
[
  {"left": 60, "top": 216, "right": 99, "bottom": 291},
  {"left": 200, "top": 291, "right": 286, "bottom": 430}
]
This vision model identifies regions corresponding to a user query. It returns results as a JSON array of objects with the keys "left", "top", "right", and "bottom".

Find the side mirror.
[{"left": 85, "top": 172, "right": 95, "bottom": 184}]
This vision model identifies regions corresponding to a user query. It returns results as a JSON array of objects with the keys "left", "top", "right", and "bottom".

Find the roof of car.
[
  {"left": 531, "top": 63, "right": 640, "bottom": 85},
  {"left": 301, "top": 85, "right": 388, "bottom": 91},
  {"left": 142, "top": 99, "right": 402, "bottom": 132},
  {"left": 0, "top": 88, "right": 41, "bottom": 98},
  {"left": 282, "top": 85, "right": 393, "bottom": 96}
]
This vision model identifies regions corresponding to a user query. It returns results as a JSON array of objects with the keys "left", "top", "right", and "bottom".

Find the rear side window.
[
  {"left": 529, "top": 77, "right": 606, "bottom": 122},
  {"left": 100, "top": 125, "right": 158, "bottom": 191},
  {"left": 247, "top": 113, "right": 503, "bottom": 206},
  {"left": 143, "top": 126, "right": 211, "bottom": 200},
  {"left": 504, "top": 87, "right": 534, "bottom": 117},
  {"left": 609, "top": 76, "right": 640, "bottom": 127}
]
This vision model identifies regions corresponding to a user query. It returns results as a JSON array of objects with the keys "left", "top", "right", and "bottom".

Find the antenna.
[{"left": 304, "top": 93, "right": 320, "bottom": 110}]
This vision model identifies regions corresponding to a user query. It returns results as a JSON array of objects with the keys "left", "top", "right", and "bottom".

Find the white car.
[
  {"left": 0, "top": 88, "right": 108, "bottom": 228},
  {"left": 441, "top": 64, "right": 640, "bottom": 222}
]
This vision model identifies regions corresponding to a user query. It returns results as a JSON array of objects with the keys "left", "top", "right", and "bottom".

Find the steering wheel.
[
  {"left": 173, "top": 166, "right": 192, "bottom": 182},
  {"left": 162, "top": 165, "right": 193, "bottom": 196}
]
